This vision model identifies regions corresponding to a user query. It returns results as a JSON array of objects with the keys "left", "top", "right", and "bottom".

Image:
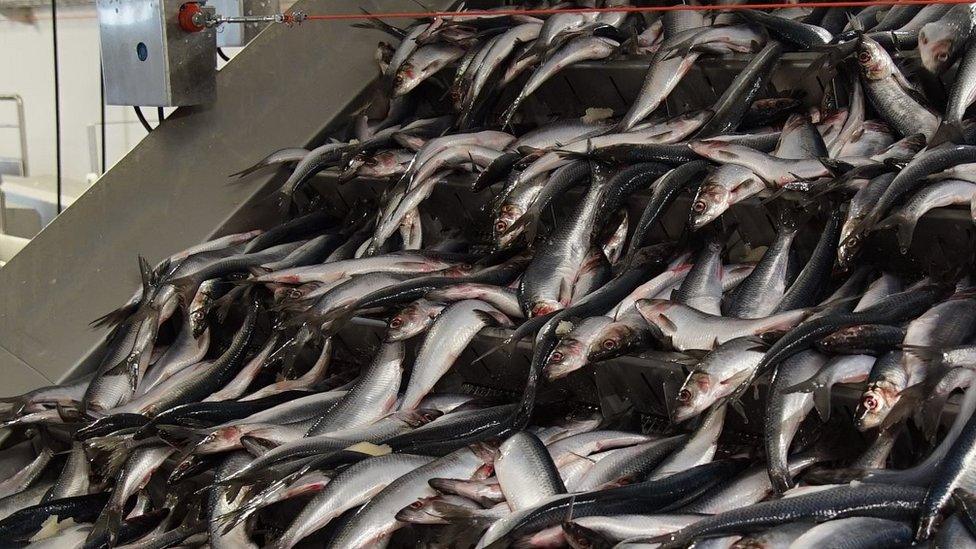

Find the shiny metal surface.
[
  {"left": 212, "top": 0, "right": 279, "bottom": 48},
  {"left": 97, "top": 0, "right": 216, "bottom": 106},
  {"left": 0, "top": 0, "right": 437, "bottom": 396}
]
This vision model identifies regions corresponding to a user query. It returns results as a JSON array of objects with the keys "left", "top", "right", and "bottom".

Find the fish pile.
[{"left": 8, "top": 1, "right": 976, "bottom": 547}]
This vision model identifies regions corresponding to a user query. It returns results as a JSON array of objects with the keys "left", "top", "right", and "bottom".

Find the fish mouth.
[
  {"left": 544, "top": 354, "right": 586, "bottom": 381},
  {"left": 670, "top": 405, "right": 698, "bottom": 424}
]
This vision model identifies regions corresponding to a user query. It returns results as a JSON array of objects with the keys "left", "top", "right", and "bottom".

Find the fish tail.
[
  {"left": 87, "top": 505, "right": 123, "bottom": 548},
  {"left": 928, "top": 120, "right": 966, "bottom": 148},
  {"left": 767, "top": 461, "right": 794, "bottom": 494},
  {"left": 89, "top": 302, "right": 140, "bottom": 329},
  {"left": 349, "top": 10, "right": 407, "bottom": 39},
  {"left": 895, "top": 216, "right": 918, "bottom": 254},
  {"left": 813, "top": 384, "right": 833, "bottom": 422},
  {"left": 85, "top": 435, "right": 133, "bottom": 478},
  {"left": 228, "top": 161, "right": 268, "bottom": 179},
  {"left": 874, "top": 212, "right": 918, "bottom": 254}
]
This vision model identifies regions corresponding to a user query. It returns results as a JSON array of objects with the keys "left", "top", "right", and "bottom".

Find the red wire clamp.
[{"left": 281, "top": 10, "right": 307, "bottom": 27}]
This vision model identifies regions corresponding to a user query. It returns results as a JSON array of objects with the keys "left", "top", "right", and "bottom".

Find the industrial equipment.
[{"left": 96, "top": 0, "right": 280, "bottom": 106}]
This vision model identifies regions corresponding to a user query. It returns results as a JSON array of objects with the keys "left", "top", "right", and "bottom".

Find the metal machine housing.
[{"left": 97, "top": 0, "right": 216, "bottom": 106}]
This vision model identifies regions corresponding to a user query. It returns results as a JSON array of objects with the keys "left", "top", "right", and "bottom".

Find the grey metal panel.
[
  {"left": 98, "top": 0, "right": 217, "bottom": 106},
  {"left": 0, "top": 0, "right": 435, "bottom": 396}
]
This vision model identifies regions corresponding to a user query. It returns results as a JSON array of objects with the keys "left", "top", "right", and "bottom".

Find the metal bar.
[{"left": 0, "top": 94, "right": 28, "bottom": 177}]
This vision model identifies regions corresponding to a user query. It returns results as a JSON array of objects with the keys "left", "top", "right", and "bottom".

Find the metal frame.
[{"left": 0, "top": 94, "right": 28, "bottom": 177}]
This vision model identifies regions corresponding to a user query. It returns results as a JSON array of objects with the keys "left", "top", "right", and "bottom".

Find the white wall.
[
  {"left": 0, "top": 6, "right": 240, "bottom": 197},
  {"left": 2, "top": 5, "right": 143, "bottom": 191}
]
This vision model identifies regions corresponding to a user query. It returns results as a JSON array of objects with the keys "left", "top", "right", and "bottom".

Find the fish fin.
[
  {"left": 89, "top": 302, "right": 141, "bottom": 329},
  {"left": 350, "top": 13, "right": 408, "bottom": 39},
  {"left": 898, "top": 344, "right": 944, "bottom": 366},
  {"left": 655, "top": 312, "right": 678, "bottom": 334},
  {"left": 813, "top": 384, "right": 833, "bottom": 422},
  {"left": 729, "top": 398, "right": 749, "bottom": 423},
  {"left": 239, "top": 435, "right": 276, "bottom": 457},
  {"left": 85, "top": 435, "right": 133, "bottom": 478},
  {"left": 723, "top": 368, "right": 757, "bottom": 391},
  {"left": 928, "top": 121, "right": 967, "bottom": 148},
  {"left": 743, "top": 335, "right": 772, "bottom": 352},
  {"left": 472, "top": 309, "right": 512, "bottom": 328}
]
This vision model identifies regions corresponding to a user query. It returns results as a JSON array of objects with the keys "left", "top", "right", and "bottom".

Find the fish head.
[
  {"left": 393, "top": 63, "right": 420, "bottom": 96},
  {"left": 690, "top": 182, "right": 731, "bottom": 230},
  {"left": 919, "top": 23, "right": 956, "bottom": 73},
  {"left": 338, "top": 152, "right": 368, "bottom": 181},
  {"left": 469, "top": 442, "right": 501, "bottom": 476},
  {"left": 494, "top": 203, "right": 525, "bottom": 241},
  {"left": 387, "top": 303, "right": 433, "bottom": 341},
  {"left": 672, "top": 371, "right": 713, "bottom": 423},
  {"left": 192, "top": 425, "right": 241, "bottom": 454},
  {"left": 854, "top": 381, "right": 899, "bottom": 431},
  {"left": 856, "top": 37, "right": 893, "bottom": 80},
  {"left": 586, "top": 320, "right": 639, "bottom": 361},
  {"left": 837, "top": 230, "right": 864, "bottom": 268},
  {"left": 188, "top": 285, "right": 216, "bottom": 338},
  {"left": 395, "top": 496, "right": 448, "bottom": 525},
  {"left": 544, "top": 338, "right": 589, "bottom": 380}
]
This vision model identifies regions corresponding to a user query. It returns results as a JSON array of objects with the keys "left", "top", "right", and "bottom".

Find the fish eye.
[
  {"left": 390, "top": 317, "right": 403, "bottom": 328},
  {"left": 857, "top": 51, "right": 871, "bottom": 63},
  {"left": 677, "top": 388, "right": 692, "bottom": 403},
  {"left": 495, "top": 221, "right": 508, "bottom": 232},
  {"left": 409, "top": 501, "right": 425, "bottom": 509},
  {"left": 938, "top": 52, "right": 948, "bottom": 62},
  {"left": 602, "top": 339, "right": 617, "bottom": 350},
  {"left": 692, "top": 200, "right": 707, "bottom": 213},
  {"left": 862, "top": 394, "right": 879, "bottom": 411}
]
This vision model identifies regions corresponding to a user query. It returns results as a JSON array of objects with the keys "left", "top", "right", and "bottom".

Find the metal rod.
[
  {"left": 0, "top": 94, "right": 28, "bottom": 177},
  {"left": 100, "top": 64, "right": 106, "bottom": 174},
  {"left": 52, "top": 0, "right": 62, "bottom": 214}
]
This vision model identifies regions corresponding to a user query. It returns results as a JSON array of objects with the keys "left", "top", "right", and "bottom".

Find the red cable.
[{"left": 301, "top": 0, "right": 974, "bottom": 21}]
